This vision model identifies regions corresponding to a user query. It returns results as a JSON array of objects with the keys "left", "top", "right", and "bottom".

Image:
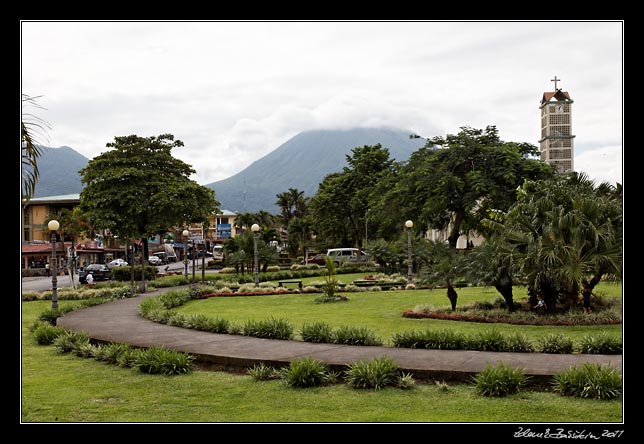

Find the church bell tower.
[{"left": 539, "top": 76, "right": 575, "bottom": 173}]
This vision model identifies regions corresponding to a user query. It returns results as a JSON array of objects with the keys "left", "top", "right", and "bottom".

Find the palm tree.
[
  {"left": 21, "top": 94, "right": 50, "bottom": 205},
  {"left": 491, "top": 172, "right": 622, "bottom": 311}
]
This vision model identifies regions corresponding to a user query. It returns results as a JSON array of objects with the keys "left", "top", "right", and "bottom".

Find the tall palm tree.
[
  {"left": 21, "top": 94, "right": 50, "bottom": 205},
  {"left": 491, "top": 172, "right": 622, "bottom": 311}
]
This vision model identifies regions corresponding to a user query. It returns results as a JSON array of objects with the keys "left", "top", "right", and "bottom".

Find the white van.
[
  {"left": 212, "top": 245, "right": 225, "bottom": 264},
  {"left": 326, "top": 248, "right": 368, "bottom": 266}
]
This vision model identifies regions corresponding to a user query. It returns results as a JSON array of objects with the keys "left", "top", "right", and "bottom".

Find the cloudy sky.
[{"left": 21, "top": 21, "right": 623, "bottom": 186}]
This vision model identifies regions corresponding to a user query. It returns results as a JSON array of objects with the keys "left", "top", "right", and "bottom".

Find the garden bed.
[{"left": 402, "top": 309, "right": 622, "bottom": 326}]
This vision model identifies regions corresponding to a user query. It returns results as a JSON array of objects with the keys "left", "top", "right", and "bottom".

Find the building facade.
[{"left": 21, "top": 193, "right": 239, "bottom": 271}]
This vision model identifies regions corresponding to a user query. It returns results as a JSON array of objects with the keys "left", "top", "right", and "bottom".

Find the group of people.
[{"left": 533, "top": 280, "right": 594, "bottom": 314}]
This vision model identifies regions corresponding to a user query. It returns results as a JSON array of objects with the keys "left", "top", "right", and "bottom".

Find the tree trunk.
[
  {"left": 138, "top": 237, "right": 147, "bottom": 293},
  {"left": 494, "top": 283, "right": 515, "bottom": 312},
  {"left": 447, "top": 211, "right": 465, "bottom": 249},
  {"left": 446, "top": 284, "right": 458, "bottom": 310}
]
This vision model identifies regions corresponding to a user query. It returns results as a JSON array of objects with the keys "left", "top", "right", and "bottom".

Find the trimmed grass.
[
  {"left": 176, "top": 282, "right": 622, "bottom": 346},
  {"left": 22, "top": 303, "right": 621, "bottom": 423}
]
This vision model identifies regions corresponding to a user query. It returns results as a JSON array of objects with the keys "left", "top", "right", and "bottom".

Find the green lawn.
[
  {"left": 22, "top": 301, "right": 622, "bottom": 423},
  {"left": 176, "top": 281, "right": 622, "bottom": 345}
]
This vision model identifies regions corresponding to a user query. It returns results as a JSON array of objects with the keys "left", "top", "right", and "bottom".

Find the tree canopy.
[
  {"left": 79, "top": 134, "right": 219, "bottom": 248},
  {"left": 383, "top": 126, "right": 555, "bottom": 247}
]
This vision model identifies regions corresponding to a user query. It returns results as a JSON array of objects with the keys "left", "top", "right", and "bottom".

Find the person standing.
[
  {"left": 86, "top": 273, "right": 94, "bottom": 287},
  {"left": 45, "top": 262, "right": 50, "bottom": 277}
]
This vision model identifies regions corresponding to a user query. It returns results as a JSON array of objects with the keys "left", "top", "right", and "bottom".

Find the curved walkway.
[{"left": 56, "top": 288, "right": 622, "bottom": 384}]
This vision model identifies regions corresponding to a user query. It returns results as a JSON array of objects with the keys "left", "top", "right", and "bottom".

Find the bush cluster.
[
  {"left": 31, "top": 320, "right": 194, "bottom": 376},
  {"left": 552, "top": 363, "right": 622, "bottom": 400},
  {"left": 22, "top": 286, "right": 135, "bottom": 302},
  {"left": 392, "top": 328, "right": 620, "bottom": 355},
  {"left": 301, "top": 322, "right": 383, "bottom": 346},
  {"left": 471, "top": 362, "right": 528, "bottom": 397},
  {"left": 248, "top": 356, "right": 413, "bottom": 391}
]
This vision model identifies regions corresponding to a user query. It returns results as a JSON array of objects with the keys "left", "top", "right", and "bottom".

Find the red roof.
[
  {"left": 22, "top": 243, "right": 66, "bottom": 254},
  {"left": 542, "top": 90, "right": 572, "bottom": 103}
]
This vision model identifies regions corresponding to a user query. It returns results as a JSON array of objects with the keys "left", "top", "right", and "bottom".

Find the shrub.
[
  {"left": 247, "top": 362, "right": 279, "bottom": 381},
  {"left": 396, "top": 373, "right": 416, "bottom": 390},
  {"left": 32, "top": 322, "right": 64, "bottom": 345},
  {"left": 187, "top": 314, "right": 230, "bottom": 334},
  {"left": 471, "top": 362, "right": 527, "bottom": 397},
  {"left": 391, "top": 329, "right": 466, "bottom": 350},
  {"left": 332, "top": 325, "right": 383, "bottom": 346},
  {"left": 95, "top": 342, "right": 133, "bottom": 365},
  {"left": 157, "top": 285, "right": 194, "bottom": 309},
  {"left": 537, "top": 333, "right": 574, "bottom": 354},
  {"left": 553, "top": 363, "right": 622, "bottom": 400},
  {"left": 282, "top": 358, "right": 329, "bottom": 388},
  {"left": 578, "top": 332, "right": 622, "bottom": 354},
  {"left": 300, "top": 322, "right": 333, "bottom": 343},
  {"left": 471, "top": 329, "right": 507, "bottom": 352},
  {"left": 52, "top": 330, "right": 90, "bottom": 354},
  {"left": 504, "top": 332, "right": 535, "bottom": 353},
  {"left": 241, "top": 318, "right": 293, "bottom": 340},
  {"left": 345, "top": 356, "right": 401, "bottom": 390},
  {"left": 111, "top": 265, "right": 157, "bottom": 281},
  {"left": 266, "top": 266, "right": 281, "bottom": 273},
  {"left": 74, "top": 342, "right": 98, "bottom": 358},
  {"left": 134, "top": 347, "right": 194, "bottom": 375}
]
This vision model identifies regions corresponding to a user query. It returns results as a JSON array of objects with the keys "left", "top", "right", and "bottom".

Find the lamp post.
[
  {"left": 48, "top": 220, "right": 60, "bottom": 310},
  {"left": 251, "top": 223, "right": 260, "bottom": 287},
  {"left": 405, "top": 220, "right": 413, "bottom": 285},
  {"left": 182, "top": 229, "right": 190, "bottom": 280},
  {"left": 365, "top": 208, "right": 370, "bottom": 249}
]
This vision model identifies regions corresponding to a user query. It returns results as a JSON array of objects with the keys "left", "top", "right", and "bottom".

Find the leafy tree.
[
  {"left": 57, "top": 207, "right": 92, "bottom": 288},
  {"left": 309, "top": 144, "right": 395, "bottom": 248},
  {"left": 79, "top": 134, "right": 219, "bottom": 290},
  {"left": 387, "top": 126, "right": 554, "bottom": 248},
  {"left": 484, "top": 172, "right": 622, "bottom": 312},
  {"left": 21, "top": 94, "right": 50, "bottom": 205}
]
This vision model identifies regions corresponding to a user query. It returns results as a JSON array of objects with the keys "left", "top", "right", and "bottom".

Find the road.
[{"left": 21, "top": 257, "right": 218, "bottom": 293}]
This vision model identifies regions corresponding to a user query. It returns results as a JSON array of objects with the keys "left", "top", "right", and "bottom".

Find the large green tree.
[
  {"left": 79, "top": 134, "right": 219, "bottom": 289},
  {"left": 386, "top": 126, "right": 554, "bottom": 248},
  {"left": 309, "top": 144, "right": 395, "bottom": 248}
]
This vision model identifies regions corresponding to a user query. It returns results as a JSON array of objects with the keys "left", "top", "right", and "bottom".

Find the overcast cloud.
[{"left": 21, "top": 21, "right": 623, "bottom": 186}]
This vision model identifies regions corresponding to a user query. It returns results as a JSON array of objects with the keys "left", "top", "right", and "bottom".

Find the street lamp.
[
  {"left": 365, "top": 208, "right": 370, "bottom": 249},
  {"left": 48, "top": 219, "right": 60, "bottom": 310},
  {"left": 405, "top": 220, "right": 413, "bottom": 285},
  {"left": 251, "top": 223, "right": 260, "bottom": 287},
  {"left": 182, "top": 229, "right": 190, "bottom": 280}
]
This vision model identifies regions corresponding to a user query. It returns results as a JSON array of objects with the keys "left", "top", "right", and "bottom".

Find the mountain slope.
[
  {"left": 205, "top": 127, "right": 425, "bottom": 214},
  {"left": 29, "top": 146, "right": 89, "bottom": 197}
]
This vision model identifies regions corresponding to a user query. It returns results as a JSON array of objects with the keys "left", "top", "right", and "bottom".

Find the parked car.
[
  {"left": 301, "top": 253, "right": 327, "bottom": 265},
  {"left": 148, "top": 255, "right": 162, "bottom": 266},
  {"left": 326, "top": 248, "right": 369, "bottom": 266},
  {"left": 79, "top": 264, "right": 112, "bottom": 283},
  {"left": 107, "top": 258, "right": 129, "bottom": 269}
]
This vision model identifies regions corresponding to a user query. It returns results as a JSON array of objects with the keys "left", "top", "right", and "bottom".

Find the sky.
[{"left": 21, "top": 21, "right": 623, "bottom": 186}]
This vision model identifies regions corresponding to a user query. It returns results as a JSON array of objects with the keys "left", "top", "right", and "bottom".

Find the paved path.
[{"left": 56, "top": 288, "right": 622, "bottom": 384}]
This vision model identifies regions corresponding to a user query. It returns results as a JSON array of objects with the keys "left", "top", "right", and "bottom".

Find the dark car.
[
  {"left": 302, "top": 253, "right": 327, "bottom": 265},
  {"left": 79, "top": 264, "right": 112, "bottom": 283}
]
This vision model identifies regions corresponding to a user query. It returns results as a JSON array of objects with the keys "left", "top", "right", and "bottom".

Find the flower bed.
[{"left": 401, "top": 310, "right": 622, "bottom": 326}]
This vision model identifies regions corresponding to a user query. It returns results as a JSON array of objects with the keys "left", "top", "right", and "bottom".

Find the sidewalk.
[{"left": 56, "top": 289, "right": 622, "bottom": 384}]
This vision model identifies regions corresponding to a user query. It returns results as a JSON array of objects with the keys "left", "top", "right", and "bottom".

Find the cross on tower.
[{"left": 551, "top": 75, "right": 561, "bottom": 90}]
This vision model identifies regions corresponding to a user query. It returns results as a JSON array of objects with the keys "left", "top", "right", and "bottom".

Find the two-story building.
[{"left": 21, "top": 193, "right": 239, "bottom": 273}]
